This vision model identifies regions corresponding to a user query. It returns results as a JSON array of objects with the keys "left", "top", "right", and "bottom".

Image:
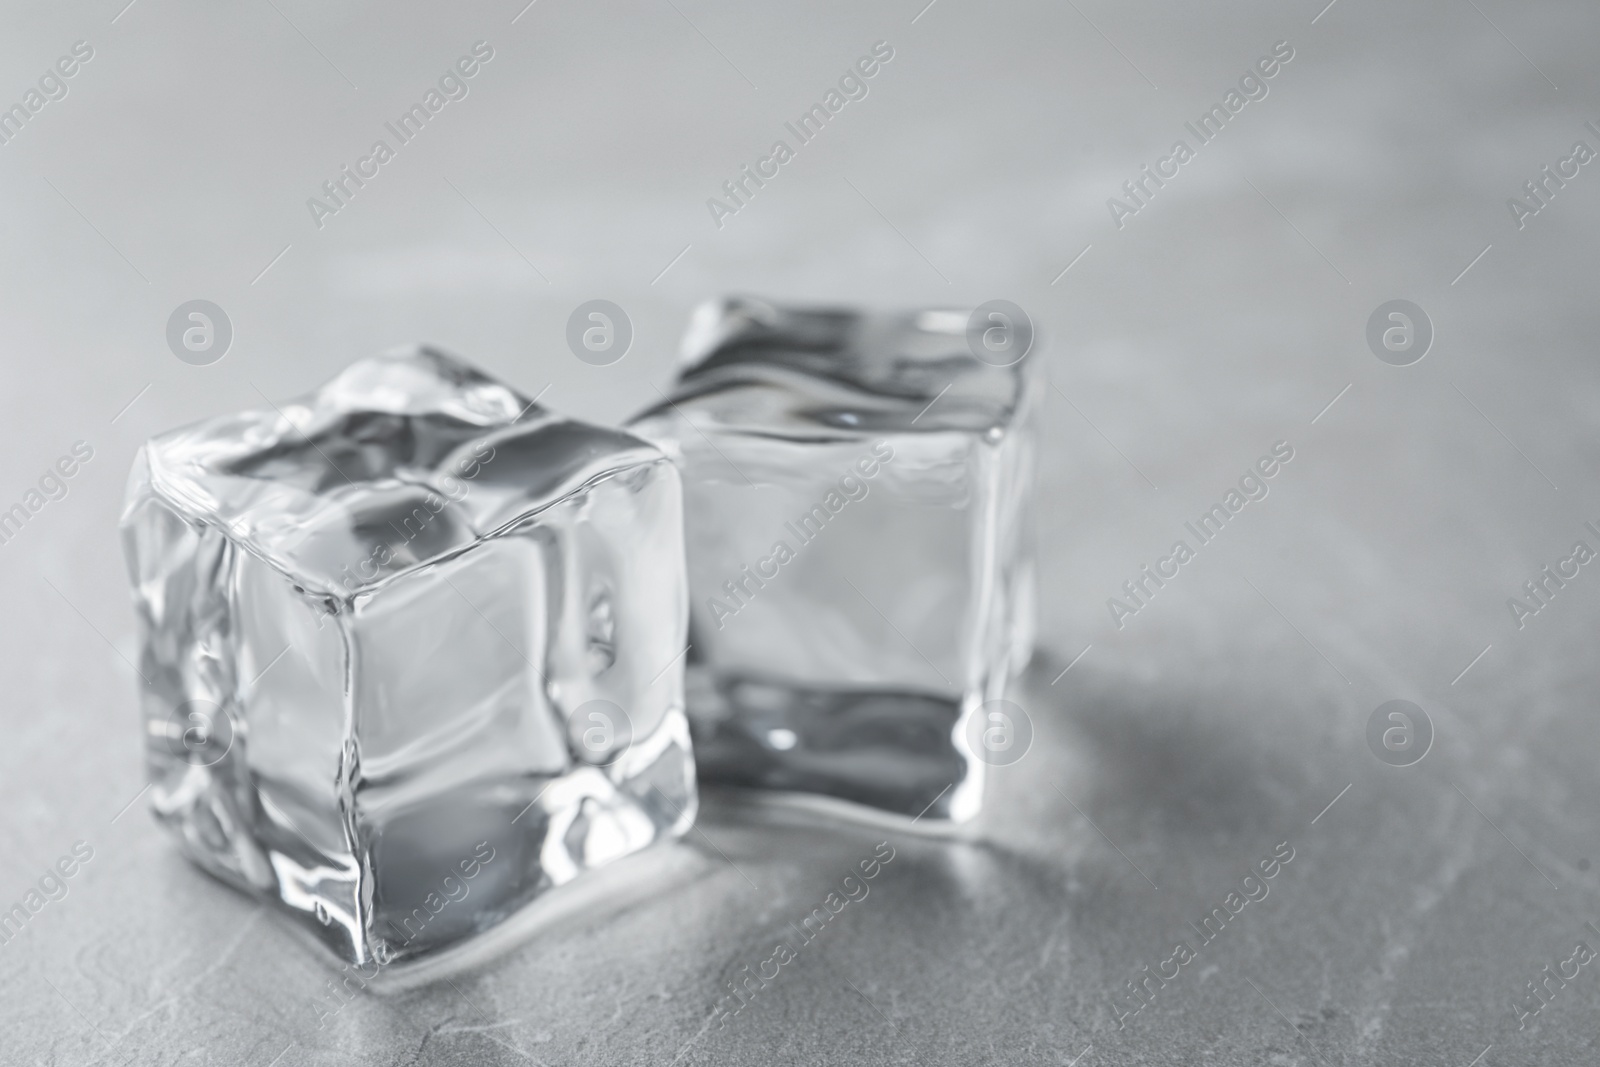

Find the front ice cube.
[
  {"left": 120, "top": 348, "right": 694, "bottom": 964},
  {"left": 629, "top": 297, "right": 1035, "bottom": 824}
]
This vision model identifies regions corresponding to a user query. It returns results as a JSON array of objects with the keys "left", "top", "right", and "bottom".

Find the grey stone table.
[{"left": 2, "top": 0, "right": 1598, "bottom": 1063}]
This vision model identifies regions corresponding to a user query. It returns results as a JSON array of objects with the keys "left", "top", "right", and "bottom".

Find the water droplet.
[{"left": 314, "top": 901, "right": 331, "bottom": 925}]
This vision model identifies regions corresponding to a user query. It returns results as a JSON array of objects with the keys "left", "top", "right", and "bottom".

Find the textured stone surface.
[{"left": 2, "top": 0, "right": 1598, "bottom": 1063}]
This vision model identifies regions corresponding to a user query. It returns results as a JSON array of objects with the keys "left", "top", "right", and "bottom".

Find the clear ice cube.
[
  {"left": 629, "top": 297, "right": 1035, "bottom": 824},
  {"left": 120, "top": 348, "right": 695, "bottom": 964}
]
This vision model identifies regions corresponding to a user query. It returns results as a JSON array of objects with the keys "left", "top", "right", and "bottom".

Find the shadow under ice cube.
[
  {"left": 120, "top": 348, "right": 694, "bottom": 964},
  {"left": 630, "top": 297, "right": 1035, "bottom": 825}
]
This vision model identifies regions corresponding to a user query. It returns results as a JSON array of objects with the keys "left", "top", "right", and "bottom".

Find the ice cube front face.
[
  {"left": 120, "top": 349, "right": 695, "bottom": 965},
  {"left": 629, "top": 298, "right": 1035, "bottom": 824}
]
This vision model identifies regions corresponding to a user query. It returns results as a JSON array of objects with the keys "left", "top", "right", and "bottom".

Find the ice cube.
[
  {"left": 120, "top": 348, "right": 695, "bottom": 965},
  {"left": 629, "top": 297, "right": 1036, "bottom": 824}
]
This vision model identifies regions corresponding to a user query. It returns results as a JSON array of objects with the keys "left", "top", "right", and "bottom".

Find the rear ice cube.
[{"left": 629, "top": 298, "right": 1035, "bottom": 824}]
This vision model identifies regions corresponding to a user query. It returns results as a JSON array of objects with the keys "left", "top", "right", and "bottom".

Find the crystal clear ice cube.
[
  {"left": 629, "top": 298, "right": 1035, "bottom": 823},
  {"left": 121, "top": 348, "right": 695, "bottom": 964}
]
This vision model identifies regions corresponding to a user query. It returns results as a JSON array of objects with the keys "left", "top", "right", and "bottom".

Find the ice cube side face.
[
  {"left": 629, "top": 298, "right": 1036, "bottom": 824},
  {"left": 120, "top": 349, "right": 695, "bottom": 964}
]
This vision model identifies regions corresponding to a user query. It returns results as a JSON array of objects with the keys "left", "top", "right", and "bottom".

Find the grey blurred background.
[{"left": 3, "top": 0, "right": 1599, "bottom": 1063}]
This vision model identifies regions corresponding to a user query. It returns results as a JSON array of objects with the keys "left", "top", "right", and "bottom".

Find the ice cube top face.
[
  {"left": 121, "top": 348, "right": 694, "bottom": 965},
  {"left": 629, "top": 298, "right": 1036, "bottom": 825}
]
